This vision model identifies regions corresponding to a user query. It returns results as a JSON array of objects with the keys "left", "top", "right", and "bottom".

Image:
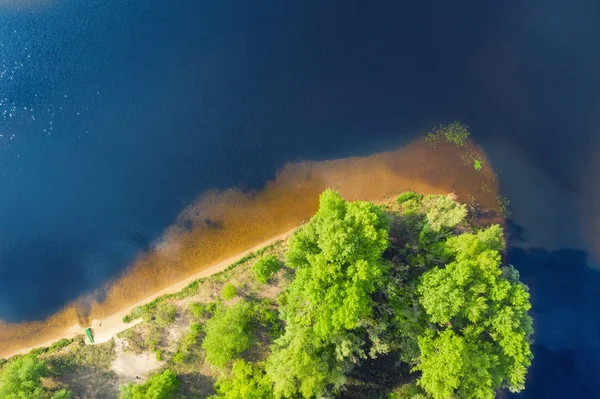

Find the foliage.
[
  {"left": 210, "top": 360, "right": 274, "bottom": 399},
  {"left": 189, "top": 301, "right": 216, "bottom": 320},
  {"left": 253, "top": 254, "right": 283, "bottom": 284},
  {"left": 474, "top": 159, "right": 482, "bottom": 171},
  {"left": 497, "top": 196, "right": 511, "bottom": 217},
  {"left": 120, "top": 369, "right": 179, "bottom": 399},
  {"left": 0, "top": 354, "right": 48, "bottom": 399},
  {"left": 284, "top": 189, "right": 389, "bottom": 338},
  {"left": 425, "top": 122, "right": 470, "bottom": 148},
  {"left": 415, "top": 225, "right": 533, "bottom": 399},
  {"left": 266, "top": 190, "right": 390, "bottom": 398},
  {"left": 254, "top": 299, "right": 284, "bottom": 339},
  {"left": 67, "top": 337, "right": 116, "bottom": 371},
  {"left": 388, "top": 382, "right": 427, "bottom": 399},
  {"left": 51, "top": 389, "right": 73, "bottom": 399},
  {"left": 154, "top": 303, "right": 177, "bottom": 328},
  {"left": 441, "top": 122, "right": 470, "bottom": 147},
  {"left": 222, "top": 283, "right": 237, "bottom": 300},
  {"left": 48, "top": 338, "right": 73, "bottom": 353},
  {"left": 266, "top": 324, "right": 348, "bottom": 399},
  {"left": 173, "top": 322, "right": 203, "bottom": 363},
  {"left": 422, "top": 194, "right": 466, "bottom": 232},
  {"left": 202, "top": 301, "right": 255, "bottom": 367},
  {"left": 396, "top": 191, "right": 422, "bottom": 204}
]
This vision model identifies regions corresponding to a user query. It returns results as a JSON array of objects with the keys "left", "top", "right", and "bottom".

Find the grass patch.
[{"left": 123, "top": 241, "right": 283, "bottom": 323}]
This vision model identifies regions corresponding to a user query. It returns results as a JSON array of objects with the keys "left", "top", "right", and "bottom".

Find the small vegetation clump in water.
[
  {"left": 0, "top": 189, "right": 531, "bottom": 399},
  {"left": 426, "top": 122, "right": 470, "bottom": 147},
  {"left": 498, "top": 195, "right": 511, "bottom": 217}
]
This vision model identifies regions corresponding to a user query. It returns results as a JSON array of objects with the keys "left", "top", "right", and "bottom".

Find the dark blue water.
[{"left": 1, "top": 1, "right": 599, "bottom": 396}]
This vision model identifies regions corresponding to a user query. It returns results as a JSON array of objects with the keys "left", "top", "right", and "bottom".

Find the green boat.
[{"left": 85, "top": 327, "right": 94, "bottom": 344}]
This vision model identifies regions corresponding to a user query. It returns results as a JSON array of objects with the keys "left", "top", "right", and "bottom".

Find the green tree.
[
  {"left": 284, "top": 189, "right": 389, "bottom": 338},
  {"left": 266, "top": 324, "right": 347, "bottom": 399},
  {"left": 266, "top": 190, "right": 390, "bottom": 398},
  {"left": 253, "top": 254, "right": 283, "bottom": 284},
  {"left": 51, "top": 389, "right": 73, "bottom": 399},
  {"left": 202, "top": 301, "right": 254, "bottom": 367},
  {"left": 222, "top": 283, "right": 237, "bottom": 300},
  {"left": 211, "top": 360, "right": 274, "bottom": 399},
  {"left": 120, "top": 369, "right": 179, "bottom": 399},
  {"left": 0, "top": 354, "right": 48, "bottom": 399},
  {"left": 415, "top": 225, "right": 533, "bottom": 399}
]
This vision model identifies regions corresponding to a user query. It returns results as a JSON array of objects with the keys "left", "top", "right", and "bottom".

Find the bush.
[
  {"left": 49, "top": 338, "right": 72, "bottom": 353},
  {"left": 189, "top": 301, "right": 216, "bottom": 319},
  {"left": 202, "top": 301, "right": 254, "bottom": 367},
  {"left": 422, "top": 195, "right": 466, "bottom": 231},
  {"left": 388, "top": 383, "right": 426, "bottom": 399},
  {"left": 396, "top": 191, "right": 422, "bottom": 203},
  {"left": 211, "top": 360, "right": 274, "bottom": 399},
  {"left": 222, "top": 283, "right": 237, "bottom": 300},
  {"left": 252, "top": 254, "right": 283, "bottom": 284},
  {"left": 120, "top": 369, "right": 179, "bottom": 399},
  {"left": 154, "top": 303, "right": 177, "bottom": 328},
  {"left": 52, "top": 389, "right": 74, "bottom": 399}
]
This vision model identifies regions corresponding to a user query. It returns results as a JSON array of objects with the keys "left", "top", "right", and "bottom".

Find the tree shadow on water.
[{"left": 508, "top": 245, "right": 600, "bottom": 399}]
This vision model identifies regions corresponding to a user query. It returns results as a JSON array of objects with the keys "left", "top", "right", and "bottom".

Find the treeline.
[{"left": 0, "top": 189, "right": 533, "bottom": 399}]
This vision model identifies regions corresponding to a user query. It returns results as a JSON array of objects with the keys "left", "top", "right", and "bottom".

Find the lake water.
[{"left": 1, "top": 1, "right": 599, "bottom": 397}]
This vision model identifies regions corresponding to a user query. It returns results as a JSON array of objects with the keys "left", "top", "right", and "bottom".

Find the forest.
[{"left": 0, "top": 189, "right": 533, "bottom": 399}]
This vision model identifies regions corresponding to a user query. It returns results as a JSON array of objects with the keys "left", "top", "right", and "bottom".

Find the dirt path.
[{"left": 2, "top": 228, "right": 297, "bottom": 359}]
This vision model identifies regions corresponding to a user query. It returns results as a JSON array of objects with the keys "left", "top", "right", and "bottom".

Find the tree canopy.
[
  {"left": 0, "top": 354, "right": 48, "bottom": 399},
  {"left": 415, "top": 225, "right": 533, "bottom": 399},
  {"left": 266, "top": 189, "right": 390, "bottom": 398},
  {"left": 202, "top": 300, "right": 255, "bottom": 368},
  {"left": 120, "top": 370, "right": 179, "bottom": 399},
  {"left": 211, "top": 360, "right": 274, "bottom": 399}
]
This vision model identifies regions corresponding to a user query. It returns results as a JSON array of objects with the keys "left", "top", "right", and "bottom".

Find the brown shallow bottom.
[{"left": 0, "top": 138, "right": 501, "bottom": 358}]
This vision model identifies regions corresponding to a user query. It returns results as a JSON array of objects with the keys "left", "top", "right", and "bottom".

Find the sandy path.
[{"left": 3, "top": 228, "right": 297, "bottom": 359}]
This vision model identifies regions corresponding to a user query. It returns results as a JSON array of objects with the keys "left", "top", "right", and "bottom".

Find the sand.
[{"left": 0, "top": 138, "right": 502, "bottom": 358}]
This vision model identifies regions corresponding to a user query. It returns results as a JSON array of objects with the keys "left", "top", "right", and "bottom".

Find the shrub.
[
  {"left": 120, "top": 369, "right": 179, "bottom": 399},
  {"left": 396, "top": 191, "right": 422, "bottom": 203},
  {"left": 154, "top": 303, "right": 177, "bottom": 328},
  {"left": 49, "top": 338, "right": 72, "bottom": 353},
  {"left": 202, "top": 301, "right": 254, "bottom": 367},
  {"left": 52, "top": 389, "right": 74, "bottom": 399},
  {"left": 222, "top": 283, "right": 237, "bottom": 300},
  {"left": 252, "top": 254, "right": 283, "bottom": 284},
  {"left": 189, "top": 301, "right": 216, "bottom": 319},
  {"left": 422, "top": 195, "right": 466, "bottom": 231},
  {"left": 211, "top": 360, "right": 274, "bottom": 399}
]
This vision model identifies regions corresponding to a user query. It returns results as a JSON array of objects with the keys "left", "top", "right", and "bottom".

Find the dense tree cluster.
[
  {"left": 191, "top": 190, "right": 532, "bottom": 398},
  {"left": 6, "top": 188, "right": 531, "bottom": 399},
  {"left": 0, "top": 354, "right": 73, "bottom": 399}
]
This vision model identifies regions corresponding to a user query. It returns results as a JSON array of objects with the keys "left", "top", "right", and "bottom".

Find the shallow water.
[{"left": 1, "top": 1, "right": 600, "bottom": 396}]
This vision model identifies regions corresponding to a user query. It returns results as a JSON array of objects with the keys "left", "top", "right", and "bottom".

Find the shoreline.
[{"left": 0, "top": 227, "right": 297, "bottom": 359}]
